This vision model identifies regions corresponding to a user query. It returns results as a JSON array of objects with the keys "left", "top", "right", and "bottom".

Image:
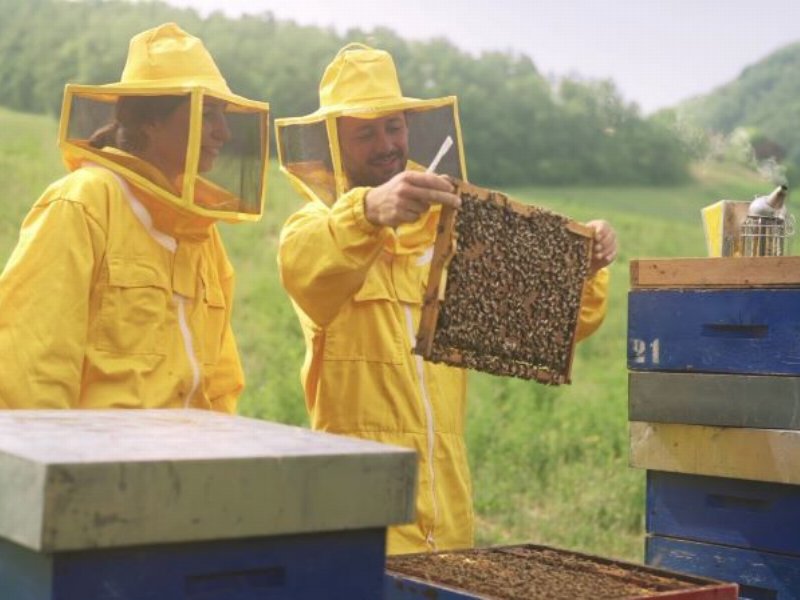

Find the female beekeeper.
[{"left": 0, "top": 23, "right": 270, "bottom": 410}]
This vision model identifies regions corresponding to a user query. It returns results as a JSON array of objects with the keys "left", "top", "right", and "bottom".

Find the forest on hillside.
[
  {"left": 678, "top": 41, "right": 800, "bottom": 175},
  {"left": 0, "top": 0, "right": 692, "bottom": 187}
]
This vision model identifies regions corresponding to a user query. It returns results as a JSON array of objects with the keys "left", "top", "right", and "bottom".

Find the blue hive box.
[{"left": 0, "top": 410, "right": 417, "bottom": 600}]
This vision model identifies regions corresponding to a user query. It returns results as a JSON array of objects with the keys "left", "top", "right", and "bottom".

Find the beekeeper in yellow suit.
[
  {"left": 276, "top": 44, "right": 616, "bottom": 554},
  {"left": 0, "top": 23, "right": 270, "bottom": 409}
]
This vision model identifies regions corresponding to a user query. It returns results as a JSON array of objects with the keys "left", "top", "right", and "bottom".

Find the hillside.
[{"left": 679, "top": 41, "right": 800, "bottom": 169}]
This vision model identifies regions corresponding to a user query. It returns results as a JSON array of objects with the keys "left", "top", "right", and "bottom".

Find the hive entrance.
[{"left": 415, "top": 180, "right": 592, "bottom": 384}]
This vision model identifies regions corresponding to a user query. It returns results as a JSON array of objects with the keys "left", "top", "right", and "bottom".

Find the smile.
[{"left": 370, "top": 154, "right": 400, "bottom": 167}]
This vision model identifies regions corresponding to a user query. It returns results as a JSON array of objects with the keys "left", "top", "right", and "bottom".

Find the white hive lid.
[{"left": 0, "top": 410, "right": 417, "bottom": 552}]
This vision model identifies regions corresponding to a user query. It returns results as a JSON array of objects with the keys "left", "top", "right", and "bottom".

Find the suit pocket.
[
  {"left": 95, "top": 260, "right": 170, "bottom": 356},
  {"left": 200, "top": 268, "right": 227, "bottom": 366},
  {"left": 324, "top": 273, "right": 402, "bottom": 364}
]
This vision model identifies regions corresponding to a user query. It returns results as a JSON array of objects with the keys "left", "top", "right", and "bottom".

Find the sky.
[{"left": 161, "top": 0, "right": 800, "bottom": 114}]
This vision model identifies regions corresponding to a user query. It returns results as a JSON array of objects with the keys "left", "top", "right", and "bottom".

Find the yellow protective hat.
[
  {"left": 71, "top": 23, "right": 253, "bottom": 107},
  {"left": 58, "top": 23, "right": 270, "bottom": 222},
  {"left": 119, "top": 22, "right": 233, "bottom": 95},
  {"left": 276, "top": 43, "right": 466, "bottom": 205},
  {"left": 315, "top": 43, "right": 429, "bottom": 116}
]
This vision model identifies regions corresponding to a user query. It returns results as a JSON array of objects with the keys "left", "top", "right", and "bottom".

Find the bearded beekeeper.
[{"left": 276, "top": 43, "right": 615, "bottom": 554}]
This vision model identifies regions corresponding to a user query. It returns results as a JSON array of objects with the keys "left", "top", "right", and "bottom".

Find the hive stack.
[{"left": 627, "top": 256, "right": 800, "bottom": 599}]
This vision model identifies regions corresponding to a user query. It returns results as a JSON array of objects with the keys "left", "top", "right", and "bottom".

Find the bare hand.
[
  {"left": 585, "top": 219, "right": 617, "bottom": 275},
  {"left": 364, "top": 171, "right": 461, "bottom": 228}
]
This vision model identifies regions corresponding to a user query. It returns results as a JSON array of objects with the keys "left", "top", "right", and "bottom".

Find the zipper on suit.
[
  {"left": 101, "top": 165, "right": 201, "bottom": 407},
  {"left": 403, "top": 303, "right": 438, "bottom": 551},
  {"left": 175, "top": 294, "right": 201, "bottom": 406}
]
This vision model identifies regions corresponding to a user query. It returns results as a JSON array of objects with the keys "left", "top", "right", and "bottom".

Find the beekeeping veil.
[
  {"left": 58, "top": 23, "right": 270, "bottom": 222},
  {"left": 275, "top": 43, "right": 467, "bottom": 206}
]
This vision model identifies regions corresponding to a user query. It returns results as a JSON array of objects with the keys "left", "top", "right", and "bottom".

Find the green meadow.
[{"left": 0, "top": 106, "right": 771, "bottom": 561}]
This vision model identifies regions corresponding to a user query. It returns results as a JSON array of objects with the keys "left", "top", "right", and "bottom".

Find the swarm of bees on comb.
[{"left": 415, "top": 179, "right": 593, "bottom": 384}]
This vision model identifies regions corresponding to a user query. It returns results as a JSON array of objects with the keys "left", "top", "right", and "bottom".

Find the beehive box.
[
  {"left": 628, "top": 257, "right": 800, "bottom": 376},
  {"left": 0, "top": 410, "right": 416, "bottom": 600},
  {"left": 415, "top": 179, "right": 593, "bottom": 384},
  {"left": 384, "top": 544, "right": 738, "bottom": 599}
]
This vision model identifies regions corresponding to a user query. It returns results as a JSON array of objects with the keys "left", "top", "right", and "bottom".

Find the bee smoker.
[{"left": 741, "top": 185, "right": 795, "bottom": 256}]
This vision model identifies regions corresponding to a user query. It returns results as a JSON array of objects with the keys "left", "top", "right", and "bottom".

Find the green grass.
[
  {"left": 0, "top": 108, "right": 64, "bottom": 261},
  {"left": 0, "top": 106, "right": 773, "bottom": 562}
]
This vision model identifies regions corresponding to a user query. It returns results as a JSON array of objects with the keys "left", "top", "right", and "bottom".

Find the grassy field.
[{"left": 0, "top": 106, "right": 772, "bottom": 561}]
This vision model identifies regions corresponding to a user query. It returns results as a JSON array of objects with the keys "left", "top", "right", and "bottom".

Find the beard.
[{"left": 346, "top": 149, "right": 407, "bottom": 188}]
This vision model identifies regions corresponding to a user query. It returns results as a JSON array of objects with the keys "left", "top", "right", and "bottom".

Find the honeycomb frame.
[{"left": 415, "top": 179, "right": 593, "bottom": 384}]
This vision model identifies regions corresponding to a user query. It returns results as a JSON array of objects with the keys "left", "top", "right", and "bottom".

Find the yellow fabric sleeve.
[
  {"left": 278, "top": 188, "right": 390, "bottom": 327},
  {"left": 0, "top": 198, "right": 104, "bottom": 407},
  {"left": 575, "top": 267, "right": 610, "bottom": 342}
]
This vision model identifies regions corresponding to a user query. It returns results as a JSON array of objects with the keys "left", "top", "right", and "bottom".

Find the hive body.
[
  {"left": 0, "top": 410, "right": 416, "bottom": 599},
  {"left": 385, "top": 543, "right": 737, "bottom": 599}
]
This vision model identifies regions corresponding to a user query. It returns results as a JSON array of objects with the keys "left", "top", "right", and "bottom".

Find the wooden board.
[
  {"left": 647, "top": 536, "right": 800, "bottom": 600},
  {"left": 415, "top": 179, "right": 593, "bottom": 384},
  {"left": 628, "top": 372, "right": 800, "bottom": 430},
  {"left": 631, "top": 257, "right": 800, "bottom": 289},
  {"left": 629, "top": 422, "right": 800, "bottom": 485},
  {"left": 628, "top": 289, "right": 800, "bottom": 376},
  {"left": 0, "top": 410, "right": 416, "bottom": 552},
  {"left": 647, "top": 471, "right": 800, "bottom": 557}
]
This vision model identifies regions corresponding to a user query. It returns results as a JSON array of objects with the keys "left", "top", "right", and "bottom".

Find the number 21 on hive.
[{"left": 630, "top": 338, "right": 660, "bottom": 365}]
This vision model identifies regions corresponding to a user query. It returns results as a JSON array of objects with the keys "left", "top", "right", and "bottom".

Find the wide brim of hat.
[
  {"left": 66, "top": 80, "right": 269, "bottom": 112},
  {"left": 276, "top": 95, "right": 457, "bottom": 126}
]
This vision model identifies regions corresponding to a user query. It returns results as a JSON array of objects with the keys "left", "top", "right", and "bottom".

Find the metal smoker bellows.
[{"left": 741, "top": 185, "right": 794, "bottom": 256}]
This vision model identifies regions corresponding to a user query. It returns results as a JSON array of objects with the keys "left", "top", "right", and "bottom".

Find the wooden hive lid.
[{"left": 631, "top": 256, "right": 800, "bottom": 289}]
